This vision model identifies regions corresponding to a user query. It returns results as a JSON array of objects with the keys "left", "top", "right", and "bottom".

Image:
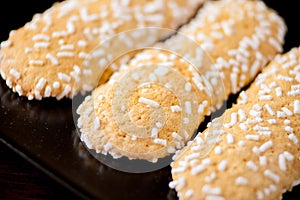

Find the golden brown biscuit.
[
  {"left": 0, "top": 0, "right": 205, "bottom": 100},
  {"left": 171, "top": 47, "right": 300, "bottom": 200},
  {"left": 77, "top": 0, "right": 286, "bottom": 161}
]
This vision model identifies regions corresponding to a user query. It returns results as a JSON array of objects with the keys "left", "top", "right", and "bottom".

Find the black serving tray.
[{"left": 0, "top": 0, "right": 300, "bottom": 199}]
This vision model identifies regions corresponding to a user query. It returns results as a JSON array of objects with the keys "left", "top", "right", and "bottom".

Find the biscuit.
[
  {"left": 0, "top": 0, "right": 205, "bottom": 100},
  {"left": 170, "top": 47, "right": 300, "bottom": 200},
  {"left": 77, "top": 0, "right": 286, "bottom": 162},
  {"left": 78, "top": 52, "right": 211, "bottom": 161}
]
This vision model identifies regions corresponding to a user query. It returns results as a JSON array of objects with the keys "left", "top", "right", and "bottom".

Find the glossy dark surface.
[{"left": 0, "top": 0, "right": 300, "bottom": 200}]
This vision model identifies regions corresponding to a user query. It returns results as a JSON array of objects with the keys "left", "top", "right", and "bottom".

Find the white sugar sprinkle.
[
  {"left": 15, "top": 85, "right": 23, "bottom": 95},
  {"left": 191, "top": 164, "right": 205, "bottom": 175},
  {"left": 294, "top": 100, "right": 300, "bottom": 114},
  {"left": 103, "top": 142, "right": 112, "bottom": 152},
  {"left": 83, "top": 107, "right": 93, "bottom": 118},
  {"left": 168, "top": 181, "right": 177, "bottom": 189},
  {"left": 278, "top": 153, "right": 286, "bottom": 171},
  {"left": 214, "top": 146, "right": 222, "bottom": 155},
  {"left": 83, "top": 69, "right": 92, "bottom": 75},
  {"left": 245, "top": 134, "right": 259, "bottom": 141},
  {"left": 205, "top": 196, "right": 225, "bottom": 200},
  {"left": 264, "top": 169, "right": 280, "bottom": 183},
  {"left": 35, "top": 77, "right": 46, "bottom": 90},
  {"left": 28, "top": 94, "right": 34, "bottom": 100},
  {"left": 202, "top": 158, "right": 212, "bottom": 166},
  {"left": 235, "top": 177, "right": 248, "bottom": 185},
  {"left": 252, "top": 146, "right": 260, "bottom": 155},
  {"left": 275, "top": 87, "right": 282, "bottom": 97},
  {"left": 250, "top": 109, "right": 261, "bottom": 118},
  {"left": 226, "top": 134, "right": 234, "bottom": 144},
  {"left": 46, "top": 53, "right": 59, "bottom": 65},
  {"left": 151, "top": 128, "right": 158, "bottom": 138},
  {"left": 238, "top": 91, "right": 248, "bottom": 105},
  {"left": 1, "top": 40, "right": 12, "bottom": 48},
  {"left": 185, "top": 101, "right": 192, "bottom": 115},
  {"left": 185, "top": 83, "right": 192, "bottom": 92},
  {"left": 269, "top": 82, "right": 277, "bottom": 88},
  {"left": 269, "top": 38, "right": 282, "bottom": 52},
  {"left": 238, "top": 140, "right": 245, "bottom": 147},
  {"left": 29, "top": 60, "right": 44, "bottom": 66},
  {"left": 288, "top": 133, "right": 298, "bottom": 144},
  {"left": 257, "top": 191, "right": 264, "bottom": 200},
  {"left": 156, "top": 122, "right": 163, "bottom": 128},
  {"left": 259, "top": 156, "right": 267, "bottom": 166},
  {"left": 183, "top": 130, "right": 189, "bottom": 140},
  {"left": 165, "top": 83, "right": 172, "bottom": 89},
  {"left": 282, "top": 107, "right": 293, "bottom": 116},
  {"left": 93, "top": 117, "right": 101, "bottom": 130},
  {"left": 32, "top": 34, "right": 50, "bottom": 41},
  {"left": 78, "top": 51, "right": 88, "bottom": 59},
  {"left": 259, "top": 141, "right": 273, "bottom": 152},
  {"left": 218, "top": 160, "right": 227, "bottom": 171},
  {"left": 264, "top": 104, "right": 275, "bottom": 116},
  {"left": 44, "top": 86, "right": 51, "bottom": 97},
  {"left": 153, "top": 138, "right": 167, "bottom": 146},
  {"left": 184, "top": 189, "right": 194, "bottom": 198},
  {"left": 224, "top": 112, "right": 237, "bottom": 128},
  {"left": 172, "top": 167, "right": 187, "bottom": 174},
  {"left": 288, "top": 90, "right": 300, "bottom": 96},
  {"left": 259, "top": 95, "right": 273, "bottom": 101},
  {"left": 9, "top": 69, "right": 21, "bottom": 79},
  {"left": 24, "top": 47, "right": 33, "bottom": 54},
  {"left": 239, "top": 123, "right": 248, "bottom": 131},
  {"left": 138, "top": 97, "right": 160, "bottom": 108},
  {"left": 34, "top": 42, "right": 49, "bottom": 49},
  {"left": 183, "top": 118, "right": 189, "bottom": 124},
  {"left": 277, "top": 111, "right": 286, "bottom": 118},
  {"left": 167, "top": 147, "right": 176, "bottom": 154},
  {"left": 198, "top": 101, "right": 208, "bottom": 114},
  {"left": 277, "top": 75, "right": 293, "bottom": 82},
  {"left": 192, "top": 77, "right": 204, "bottom": 91},
  {"left": 131, "top": 135, "right": 137, "bottom": 141},
  {"left": 246, "top": 161, "right": 258, "bottom": 172},
  {"left": 57, "top": 51, "right": 74, "bottom": 57},
  {"left": 269, "top": 185, "right": 277, "bottom": 192},
  {"left": 205, "top": 172, "right": 216, "bottom": 183},
  {"left": 131, "top": 73, "right": 139, "bottom": 80},
  {"left": 60, "top": 44, "right": 74, "bottom": 50},
  {"left": 291, "top": 84, "right": 300, "bottom": 91},
  {"left": 77, "top": 40, "right": 87, "bottom": 47},
  {"left": 53, "top": 81, "right": 60, "bottom": 89},
  {"left": 120, "top": 105, "right": 126, "bottom": 112},
  {"left": 172, "top": 132, "right": 182, "bottom": 141},
  {"left": 202, "top": 185, "right": 222, "bottom": 195},
  {"left": 267, "top": 119, "right": 277, "bottom": 124},
  {"left": 185, "top": 153, "right": 200, "bottom": 161},
  {"left": 154, "top": 66, "right": 169, "bottom": 76},
  {"left": 58, "top": 73, "right": 71, "bottom": 82},
  {"left": 283, "top": 151, "right": 294, "bottom": 161},
  {"left": 171, "top": 105, "right": 181, "bottom": 112},
  {"left": 285, "top": 126, "right": 293, "bottom": 133},
  {"left": 238, "top": 109, "right": 246, "bottom": 121}
]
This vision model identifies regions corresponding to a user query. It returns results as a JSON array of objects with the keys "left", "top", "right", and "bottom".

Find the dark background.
[{"left": 0, "top": 0, "right": 300, "bottom": 200}]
